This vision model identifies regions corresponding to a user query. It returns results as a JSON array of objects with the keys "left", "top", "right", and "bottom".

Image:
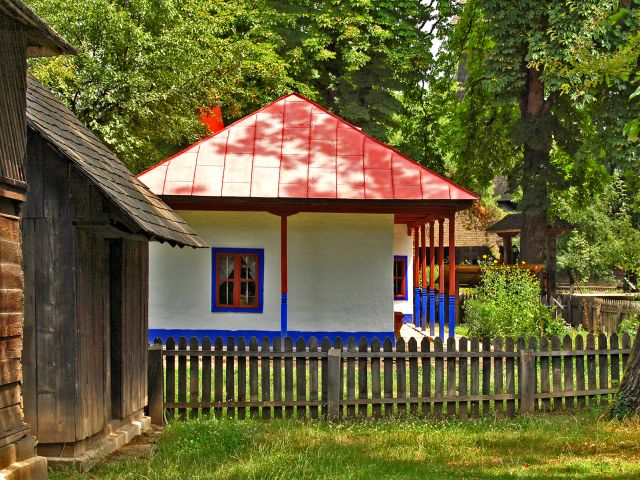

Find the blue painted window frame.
[
  {"left": 393, "top": 255, "right": 408, "bottom": 301},
  {"left": 212, "top": 247, "right": 265, "bottom": 313}
]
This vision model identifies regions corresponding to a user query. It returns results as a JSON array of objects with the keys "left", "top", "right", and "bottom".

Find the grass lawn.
[{"left": 52, "top": 409, "right": 640, "bottom": 480}]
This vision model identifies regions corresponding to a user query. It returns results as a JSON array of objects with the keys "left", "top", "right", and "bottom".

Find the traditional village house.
[
  {"left": 138, "top": 94, "right": 478, "bottom": 342},
  {"left": 20, "top": 75, "right": 206, "bottom": 468},
  {"left": 0, "top": 1, "right": 74, "bottom": 478}
]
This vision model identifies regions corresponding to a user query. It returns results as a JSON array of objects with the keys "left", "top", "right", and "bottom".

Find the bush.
[
  {"left": 464, "top": 266, "right": 564, "bottom": 339},
  {"left": 618, "top": 314, "right": 640, "bottom": 337}
]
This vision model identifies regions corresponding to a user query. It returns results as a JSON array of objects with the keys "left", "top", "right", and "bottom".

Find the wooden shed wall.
[{"left": 22, "top": 130, "right": 149, "bottom": 448}]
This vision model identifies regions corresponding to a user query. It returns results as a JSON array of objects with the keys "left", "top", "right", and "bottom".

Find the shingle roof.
[
  {"left": 25, "top": 74, "right": 206, "bottom": 248},
  {"left": 487, "top": 213, "right": 572, "bottom": 234},
  {"left": 0, "top": 0, "right": 75, "bottom": 56},
  {"left": 138, "top": 93, "right": 478, "bottom": 203}
]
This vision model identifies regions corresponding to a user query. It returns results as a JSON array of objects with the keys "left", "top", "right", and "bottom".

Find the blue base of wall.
[
  {"left": 149, "top": 329, "right": 396, "bottom": 345},
  {"left": 402, "top": 314, "right": 413, "bottom": 324}
]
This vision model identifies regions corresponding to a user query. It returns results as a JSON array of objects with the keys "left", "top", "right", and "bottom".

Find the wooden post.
[
  {"left": 280, "top": 214, "right": 288, "bottom": 339},
  {"left": 438, "top": 219, "right": 445, "bottom": 340},
  {"left": 429, "top": 221, "right": 436, "bottom": 336},
  {"left": 413, "top": 226, "right": 420, "bottom": 327},
  {"left": 504, "top": 234, "right": 514, "bottom": 265},
  {"left": 147, "top": 344, "right": 164, "bottom": 425},
  {"left": 420, "top": 224, "right": 427, "bottom": 330},
  {"left": 519, "top": 349, "right": 536, "bottom": 414},
  {"left": 448, "top": 211, "right": 456, "bottom": 337},
  {"left": 327, "top": 348, "right": 341, "bottom": 420}
]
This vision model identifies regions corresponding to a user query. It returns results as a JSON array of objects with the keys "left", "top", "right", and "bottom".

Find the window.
[
  {"left": 212, "top": 248, "right": 264, "bottom": 313},
  {"left": 393, "top": 255, "right": 408, "bottom": 300}
]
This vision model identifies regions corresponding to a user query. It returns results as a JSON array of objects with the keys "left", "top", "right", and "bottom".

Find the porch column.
[
  {"left": 413, "top": 226, "right": 420, "bottom": 327},
  {"left": 448, "top": 211, "right": 456, "bottom": 338},
  {"left": 280, "top": 214, "right": 288, "bottom": 340},
  {"left": 501, "top": 233, "right": 515, "bottom": 265},
  {"left": 438, "top": 218, "right": 445, "bottom": 341},
  {"left": 429, "top": 221, "right": 436, "bottom": 337},
  {"left": 420, "top": 224, "right": 427, "bottom": 330}
]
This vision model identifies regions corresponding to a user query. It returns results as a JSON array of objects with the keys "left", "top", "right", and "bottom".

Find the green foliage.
[
  {"left": 618, "top": 315, "right": 640, "bottom": 338},
  {"left": 556, "top": 174, "right": 640, "bottom": 283},
  {"left": 464, "top": 266, "right": 562, "bottom": 339},
  {"left": 27, "top": 0, "right": 292, "bottom": 172}
]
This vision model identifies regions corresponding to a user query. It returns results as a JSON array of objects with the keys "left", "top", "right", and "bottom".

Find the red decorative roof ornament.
[{"left": 138, "top": 93, "right": 478, "bottom": 202}]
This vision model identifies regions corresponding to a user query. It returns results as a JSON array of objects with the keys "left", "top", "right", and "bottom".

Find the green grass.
[{"left": 52, "top": 408, "right": 640, "bottom": 480}]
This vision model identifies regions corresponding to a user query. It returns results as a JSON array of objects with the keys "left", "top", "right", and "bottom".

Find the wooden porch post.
[
  {"left": 429, "top": 221, "right": 436, "bottom": 337},
  {"left": 420, "top": 224, "right": 427, "bottom": 331},
  {"left": 504, "top": 234, "right": 514, "bottom": 265},
  {"left": 448, "top": 211, "right": 456, "bottom": 338},
  {"left": 280, "top": 214, "right": 288, "bottom": 340},
  {"left": 438, "top": 219, "right": 445, "bottom": 341},
  {"left": 413, "top": 226, "right": 420, "bottom": 327}
]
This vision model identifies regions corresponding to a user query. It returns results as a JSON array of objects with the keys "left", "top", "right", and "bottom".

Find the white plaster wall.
[
  {"left": 150, "top": 211, "right": 281, "bottom": 331},
  {"left": 149, "top": 211, "right": 395, "bottom": 334},
  {"left": 393, "top": 223, "right": 414, "bottom": 315},
  {"left": 288, "top": 213, "right": 393, "bottom": 333}
]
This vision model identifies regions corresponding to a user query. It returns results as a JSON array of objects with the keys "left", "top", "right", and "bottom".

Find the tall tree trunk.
[
  {"left": 518, "top": 67, "right": 555, "bottom": 293},
  {"left": 614, "top": 326, "right": 640, "bottom": 417}
]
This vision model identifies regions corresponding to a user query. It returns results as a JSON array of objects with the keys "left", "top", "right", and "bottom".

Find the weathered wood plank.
[
  {"left": 505, "top": 338, "right": 515, "bottom": 417},
  {"left": 563, "top": 335, "right": 574, "bottom": 409},
  {"left": 214, "top": 337, "right": 223, "bottom": 418},
  {"left": 396, "top": 338, "right": 406, "bottom": 417},
  {"left": 262, "top": 337, "right": 271, "bottom": 420},
  {"left": 296, "top": 337, "right": 307, "bottom": 420},
  {"left": 539, "top": 336, "right": 550, "bottom": 411},
  {"left": 610, "top": 333, "right": 620, "bottom": 392},
  {"left": 586, "top": 334, "right": 596, "bottom": 406},
  {"left": 284, "top": 337, "right": 294, "bottom": 419},
  {"left": 178, "top": 337, "right": 187, "bottom": 420},
  {"left": 249, "top": 337, "right": 259, "bottom": 419},
  {"left": 493, "top": 338, "right": 503, "bottom": 416},
  {"left": 165, "top": 337, "right": 176, "bottom": 420},
  {"left": 447, "top": 337, "right": 457, "bottom": 417},
  {"left": 237, "top": 337, "right": 246, "bottom": 420},
  {"left": 226, "top": 338, "right": 236, "bottom": 419},
  {"left": 359, "top": 337, "right": 369, "bottom": 418},
  {"left": 598, "top": 333, "right": 609, "bottom": 406},
  {"left": 309, "top": 337, "right": 319, "bottom": 420},
  {"left": 383, "top": 338, "right": 393, "bottom": 417},
  {"left": 371, "top": 338, "right": 381, "bottom": 418},
  {"left": 421, "top": 338, "right": 431, "bottom": 417},
  {"left": 482, "top": 337, "right": 491, "bottom": 415},
  {"left": 551, "top": 336, "right": 562, "bottom": 410},
  {"left": 320, "top": 337, "right": 330, "bottom": 419},
  {"left": 574, "top": 335, "right": 585, "bottom": 408},
  {"left": 346, "top": 337, "right": 356, "bottom": 418},
  {"left": 189, "top": 337, "right": 199, "bottom": 419},
  {"left": 202, "top": 337, "right": 212, "bottom": 416},
  {"left": 434, "top": 337, "right": 444, "bottom": 418}
]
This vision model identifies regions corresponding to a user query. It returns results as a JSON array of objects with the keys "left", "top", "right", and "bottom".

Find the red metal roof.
[{"left": 138, "top": 94, "right": 478, "bottom": 202}]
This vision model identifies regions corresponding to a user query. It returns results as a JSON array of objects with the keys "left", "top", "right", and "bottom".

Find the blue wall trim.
[
  {"left": 211, "top": 247, "right": 265, "bottom": 313},
  {"left": 393, "top": 255, "right": 408, "bottom": 301},
  {"left": 149, "top": 329, "right": 395, "bottom": 345},
  {"left": 402, "top": 313, "right": 412, "bottom": 324}
]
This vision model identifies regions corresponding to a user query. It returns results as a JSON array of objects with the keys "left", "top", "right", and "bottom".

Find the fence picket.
[
  {"left": 575, "top": 335, "right": 585, "bottom": 408},
  {"left": 321, "top": 337, "right": 331, "bottom": 418},
  {"left": 272, "top": 337, "right": 282, "bottom": 419},
  {"left": 396, "top": 338, "right": 407, "bottom": 417},
  {"left": 249, "top": 337, "right": 259, "bottom": 418},
  {"left": 598, "top": 333, "right": 609, "bottom": 406},
  {"left": 408, "top": 338, "right": 418, "bottom": 416},
  {"left": 359, "top": 338, "right": 369, "bottom": 418},
  {"left": 551, "top": 336, "right": 562, "bottom": 410},
  {"left": 622, "top": 333, "right": 631, "bottom": 369},
  {"left": 297, "top": 337, "right": 307, "bottom": 420},
  {"left": 262, "top": 337, "right": 271, "bottom": 420},
  {"left": 214, "top": 337, "right": 223, "bottom": 418},
  {"left": 421, "top": 338, "right": 431, "bottom": 417},
  {"left": 470, "top": 338, "right": 479, "bottom": 418},
  {"left": 505, "top": 338, "right": 515, "bottom": 417},
  {"left": 434, "top": 337, "right": 444, "bottom": 418},
  {"left": 587, "top": 334, "right": 596, "bottom": 406},
  {"left": 482, "top": 337, "right": 491, "bottom": 415},
  {"left": 334, "top": 338, "right": 344, "bottom": 419},
  {"left": 371, "top": 338, "right": 381, "bottom": 418},
  {"left": 610, "top": 333, "right": 620, "bottom": 391},
  {"left": 309, "top": 337, "right": 319, "bottom": 420},
  {"left": 383, "top": 338, "right": 393, "bottom": 417},
  {"left": 539, "top": 336, "right": 550, "bottom": 411},
  {"left": 178, "top": 337, "right": 187, "bottom": 420},
  {"left": 346, "top": 337, "right": 356, "bottom": 418},
  {"left": 189, "top": 337, "right": 199, "bottom": 419},
  {"left": 165, "top": 337, "right": 176, "bottom": 420},
  {"left": 563, "top": 335, "right": 574, "bottom": 409},
  {"left": 237, "top": 337, "right": 247, "bottom": 420},
  {"left": 493, "top": 338, "right": 503, "bottom": 416},
  {"left": 202, "top": 337, "right": 212, "bottom": 416},
  {"left": 226, "top": 337, "right": 235, "bottom": 419},
  {"left": 284, "top": 337, "right": 294, "bottom": 418},
  {"left": 447, "top": 337, "right": 457, "bottom": 417}
]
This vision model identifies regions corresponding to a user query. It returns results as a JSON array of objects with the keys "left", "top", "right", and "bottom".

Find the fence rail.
[{"left": 147, "top": 333, "right": 634, "bottom": 423}]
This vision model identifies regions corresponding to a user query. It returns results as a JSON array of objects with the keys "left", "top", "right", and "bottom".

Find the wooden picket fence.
[{"left": 147, "top": 333, "right": 634, "bottom": 423}]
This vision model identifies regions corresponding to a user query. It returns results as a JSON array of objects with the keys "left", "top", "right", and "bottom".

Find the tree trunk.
[
  {"left": 614, "top": 326, "right": 640, "bottom": 416},
  {"left": 518, "top": 67, "right": 554, "bottom": 280}
]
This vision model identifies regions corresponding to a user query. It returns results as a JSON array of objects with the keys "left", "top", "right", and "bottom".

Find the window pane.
[
  {"left": 219, "top": 255, "right": 234, "bottom": 280},
  {"left": 219, "top": 280, "right": 234, "bottom": 305},
  {"left": 240, "top": 255, "right": 256, "bottom": 280},
  {"left": 240, "top": 281, "right": 256, "bottom": 306}
]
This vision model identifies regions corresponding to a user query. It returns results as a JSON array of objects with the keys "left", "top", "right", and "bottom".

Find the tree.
[
  {"left": 440, "top": 0, "right": 640, "bottom": 294},
  {"left": 27, "top": 0, "right": 292, "bottom": 172}
]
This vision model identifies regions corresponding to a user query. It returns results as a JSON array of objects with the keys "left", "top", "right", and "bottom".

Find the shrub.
[
  {"left": 618, "top": 314, "right": 640, "bottom": 337},
  {"left": 463, "top": 266, "right": 563, "bottom": 339}
]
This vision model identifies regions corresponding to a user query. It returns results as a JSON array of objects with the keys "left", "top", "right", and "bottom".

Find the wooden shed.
[
  {"left": 21, "top": 75, "right": 206, "bottom": 465},
  {"left": 0, "top": 1, "right": 73, "bottom": 477}
]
